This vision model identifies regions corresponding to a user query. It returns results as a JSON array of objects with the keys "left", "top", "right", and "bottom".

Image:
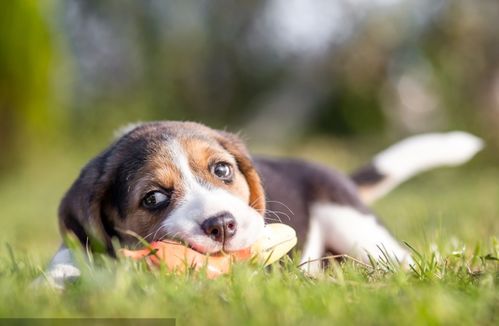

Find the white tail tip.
[{"left": 374, "top": 131, "right": 484, "bottom": 181}]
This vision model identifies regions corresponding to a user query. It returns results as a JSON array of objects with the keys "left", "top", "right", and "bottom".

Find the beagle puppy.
[{"left": 44, "top": 121, "right": 483, "bottom": 286}]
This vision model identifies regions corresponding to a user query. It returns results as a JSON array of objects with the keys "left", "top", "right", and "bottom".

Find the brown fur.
[{"left": 213, "top": 131, "right": 266, "bottom": 214}]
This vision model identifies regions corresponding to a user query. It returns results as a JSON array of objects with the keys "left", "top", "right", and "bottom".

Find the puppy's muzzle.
[{"left": 201, "top": 212, "right": 237, "bottom": 243}]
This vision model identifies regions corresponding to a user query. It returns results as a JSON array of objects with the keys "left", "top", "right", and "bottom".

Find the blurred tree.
[
  {"left": 422, "top": 0, "right": 499, "bottom": 148},
  {"left": 1, "top": 0, "right": 498, "bottom": 166},
  {"left": 61, "top": 0, "right": 272, "bottom": 131},
  {"left": 0, "top": 1, "right": 60, "bottom": 173}
]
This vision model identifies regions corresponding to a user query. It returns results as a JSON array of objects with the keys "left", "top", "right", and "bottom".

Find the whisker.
[
  {"left": 151, "top": 224, "right": 168, "bottom": 241},
  {"left": 249, "top": 195, "right": 266, "bottom": 209},
  {"left": 264, "top": 209, "right": 285, "bottom": 223},
  {"left": 264, "top": 208, "right": 283, "bottom": 222},
  {"left": 141, "top": 230, "right": 158, "bottom": 241},
  {"left": 266, "top": 208, "right": 293, "bottom": 221},
  {"left": 158, "top": 230, "right": 183, "bottom": 243},
  {"left": 264, "top": 217, "right": 284, "bottom": 223},
  {"left": 265, "top": 200, "right": 295, "bottom": 216},
  {"left": 248, "top": 196, "right": 294, "bottom": 221}
]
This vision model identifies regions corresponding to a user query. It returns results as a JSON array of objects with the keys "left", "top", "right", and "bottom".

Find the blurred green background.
[{"left": 0, "top": 0, "right": 498, "bottom": 263}]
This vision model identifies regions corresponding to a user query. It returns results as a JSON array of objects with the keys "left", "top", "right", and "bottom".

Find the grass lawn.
[{"left": 0, "top": 139, "right": 497, "bottom": 324}]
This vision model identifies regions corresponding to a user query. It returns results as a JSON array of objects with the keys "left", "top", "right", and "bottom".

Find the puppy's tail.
[{"left": 351, "top": 131, "right": 484, "bottom": 204}]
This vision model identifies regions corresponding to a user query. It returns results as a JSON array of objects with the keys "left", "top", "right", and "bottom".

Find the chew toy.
[{"left": 121, "top": 223, "right": 297, "bottom": 278}]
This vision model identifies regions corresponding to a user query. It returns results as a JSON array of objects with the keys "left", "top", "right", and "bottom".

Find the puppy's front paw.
[{"left": 32, "top": 264, "right": 81, "bottom": 290}]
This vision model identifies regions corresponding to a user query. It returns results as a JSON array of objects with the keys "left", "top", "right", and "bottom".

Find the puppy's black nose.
[{"left": 201, "top": 213, "right": 237, "bottom": 243}]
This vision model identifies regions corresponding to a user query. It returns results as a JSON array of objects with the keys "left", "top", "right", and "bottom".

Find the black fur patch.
[
  {"left": 108, "top": 137, "right": 152, "bottom": 219},
  {"left": 350, "top": 163, "right": 386, "bottom": 186}
]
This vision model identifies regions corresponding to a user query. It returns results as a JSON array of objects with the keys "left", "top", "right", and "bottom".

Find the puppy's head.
[{"left": 59, "top": 121, "right": 266, "bottom": 255}]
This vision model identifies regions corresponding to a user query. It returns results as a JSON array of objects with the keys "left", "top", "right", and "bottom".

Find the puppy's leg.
[
  {"left": 37, "top": 244, "right": 81, "bottom": 289},
  {"left": 311, "top": 202, "right": 412, "bottom": 266},
  {"left": 299, "top": 217, "right": 325, "bottom": 275}
]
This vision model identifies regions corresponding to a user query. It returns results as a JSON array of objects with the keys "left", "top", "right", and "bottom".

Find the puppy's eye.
[
  {"left": 142, "top": 191, "right": 169, "bottom": 209},
  {"left": 212, "top": 162, "right": 233, "bottom": 181}
]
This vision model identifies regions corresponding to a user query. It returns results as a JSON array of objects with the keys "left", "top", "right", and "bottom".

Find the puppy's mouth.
[
  {"left": 187, "top": 241, "right": 218, "bottom": 255},
  {"left": 154, "top": 237, "right": 250, "bottom": 255},
  {"left": 150, "top": 234, "right": 226, "bottom": 255}
]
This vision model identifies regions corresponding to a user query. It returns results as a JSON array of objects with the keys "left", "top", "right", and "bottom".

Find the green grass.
[{"left": 0, "top": 139, "right": 498, "bottom": 324}]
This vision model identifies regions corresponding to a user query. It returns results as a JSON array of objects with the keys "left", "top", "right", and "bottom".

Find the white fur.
[
  {"left": 299, "top": 217, "right": 324, "bottom": 275},
  {"left": 37, "top": 246, "right": 81, "bottom": 289},
  {"left": 365, "top": 131, "right": 484, "bottom": 203},
  {"left": 310, "top": 203, "right": 412, "bottom": 265},
  {"left": 159, "top": 141, "right": 264, "bottom": 253}
]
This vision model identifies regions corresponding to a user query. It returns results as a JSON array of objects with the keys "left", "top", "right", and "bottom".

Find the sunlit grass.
[{"left": 1, "top": 239, "right": 497, "bottom": 324}]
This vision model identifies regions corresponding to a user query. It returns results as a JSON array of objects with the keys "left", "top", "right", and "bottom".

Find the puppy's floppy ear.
[
  {"left": 215, "top": 131, "right": 266, "bottom": 215},
  {"left": 58, "top": 149, "right": 118, "bottom": 256}
]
